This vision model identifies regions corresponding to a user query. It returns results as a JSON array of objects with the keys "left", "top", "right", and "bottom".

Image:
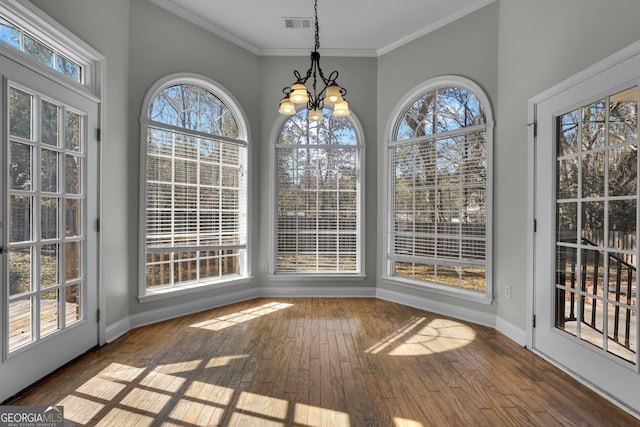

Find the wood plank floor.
[{"left": 8, "top": 298, "right": 640, "bottom": 426}]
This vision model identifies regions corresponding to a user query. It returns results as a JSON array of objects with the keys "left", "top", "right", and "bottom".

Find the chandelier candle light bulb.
[{"left": 278, "top": 0, "right": 350, "bottom": 120}]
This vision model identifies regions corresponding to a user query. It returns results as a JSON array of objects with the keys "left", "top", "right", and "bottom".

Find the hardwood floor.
[{"left": 8, "top": 298, "right": 639, "bottom": 426}]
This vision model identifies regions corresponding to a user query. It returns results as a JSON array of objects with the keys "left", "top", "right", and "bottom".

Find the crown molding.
[
  {"left": 150, "top": 0, "right": 496, "bottom": 58},
  {"left": 377, "top": 0, "right": 497, "bottom": 56}
]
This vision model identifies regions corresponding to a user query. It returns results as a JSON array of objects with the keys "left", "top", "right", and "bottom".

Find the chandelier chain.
[{"left": 314, "top": 0, "right": 320, "bottom": 52}]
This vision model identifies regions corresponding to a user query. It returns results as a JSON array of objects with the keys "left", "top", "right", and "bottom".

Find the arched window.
[
  {"left": 139, "top": 74, "right": 249, "bottom": 300},
  {"left": 384, "top": 76, "right": 493, "bottom": 303},
  {"left": 272, "top": 108, "right": 364, "bottom": 276}
]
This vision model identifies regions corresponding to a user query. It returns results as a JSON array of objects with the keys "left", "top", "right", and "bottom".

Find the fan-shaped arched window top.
[
  {"left": 149, "top": 84, "right": 239, "bottom": 138},
  {"left": 395, "top": 87, "right": 485, "bottom": 140}
]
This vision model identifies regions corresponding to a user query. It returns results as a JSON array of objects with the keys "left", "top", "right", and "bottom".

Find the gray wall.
[
  {"left": 25, "top": 0, "right": 640, "bottom": 337},
  {"left": 30, "top": 0, "right": 132, "bottom": 326},
  {"left": 495, "top": 0, "right": 640, "bottom": 330}
]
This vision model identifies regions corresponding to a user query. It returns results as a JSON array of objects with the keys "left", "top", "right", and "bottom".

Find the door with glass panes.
[
  {"left": 1, "top": 54, "right": 98, "bottom": 401},
  {"left": 533, "top": 49, "right": 640, "bottom": 413}
]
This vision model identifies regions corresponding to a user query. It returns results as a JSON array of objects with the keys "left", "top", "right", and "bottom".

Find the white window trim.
[
  {"left": 138, "top": 73, "right": 252, "bottom": 302},
  {"left": 382, "top": 75, "right": 494, "bottom": 304},
  {"left": 268, "top": 107, "right": 366, "bottom": 280},
  {"left": 0, "top": 0, "right": 102, "bottom": 100}
]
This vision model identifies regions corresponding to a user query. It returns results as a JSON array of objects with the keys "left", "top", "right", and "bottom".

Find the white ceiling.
[{"left": 149, "top": 0, "right": 496, "bottom": 57}]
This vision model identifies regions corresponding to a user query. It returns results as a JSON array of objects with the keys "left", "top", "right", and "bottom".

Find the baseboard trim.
[
  {"left": 105, "top": 316, "right": 131, "bottom": 343},
  {"left": 105, "top": 286, "right": 528, "bottom": 354},
  {"left": 495, "top": 316, "right": 527, "bottom": 347},
  {"left": 376, "top": 287, "right": 497, "bottom": 328}
]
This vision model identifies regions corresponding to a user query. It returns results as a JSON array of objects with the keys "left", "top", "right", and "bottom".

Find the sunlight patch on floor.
[
  {"left": 205, "top": 354, "right": 249, "bottom": 368},
  {"left": 389, "top": 318, "right": 476, "bottom": 356},
  {"left": 56, "top": 395, "right": 104, "bottom": 424},
  {"left": 394, "top": 417, "right": 424, "bottom": 427},
  {"left": 365, "top": 317, "right": 476, "bottom": 356},
  {"left": 190, "top": 302, "right": 294, "bottom": 331},
  {"left": 95, "top": 408, "right": 154, "bottom": 427},
  {"left": 295, "top": 403, "right": 351, "bottom": 426}
]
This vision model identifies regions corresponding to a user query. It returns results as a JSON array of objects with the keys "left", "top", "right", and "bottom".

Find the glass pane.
[
  {"left": 581, "top": 249, "right": 605, "bottom": 297},
  {"left": 436, "top": 265, "right": 460, "bottom": 287},
  {"left": 56, "top": 54, "right": 81, "bottom": 82},
  {"left": 9, "top": 247, "right": 32, "bottom": 296},
  {"left": 40, "top": 289, "right": 59, "bottom": 337},
  {"left": 609, "top": 200, "right": 636, "bottom": 249},
  {"left": 607, "top": 304, "right": 636, "bottom": 364},
  {"left": 581, "top": 151, "right": 605, "bottom": 198},
  {"left": 555, "top": 288, "right": 578, "bottom": 338},
  {"left": 609, "top": 87, "right": 637, "bottom": 145},
  {"left": 609, "top": 144, "right": 637, "bottom": 197},
  {"left": 10, "top": 195, "right": 32, "bottom": 243},
  {"left": 65, "top": 155, "right": 82, "bottom": 194},
  {"left": 64, "top": 241, "right": 81, "bottom": 281},
  {"left": 146, "top": 252, "right": 172, "bottom": 289},
  {"left": 66, "top": 111, "right": 82, "bottom": 152},
  {"left": 556, "top": 202, "right": 577, "bottom": 243},
  {"left": 9, "top": 297, "right": 33, "bottom": 351},
  {"left": 396, "top": 92, "right": 435, "bottom": 139},
  {"left": 556, "top": 157, "right": 578, "bottom": 199},
  {"left": 10, "top": 87, "right": 32, "bottom": 139},
  {"left": 555, "top": 246, "right": 578, "bottom": 289},
  {"left": 65, "top": 199, "right": 82, "bottom": 237},
  {"left": 9, "top": 141, "right": 32, "bottom": 190},
  {"left": 582, "top": 100, "right": 606, "bottom": 150},
  {"left": 0, "top": 17, "right": 21, "bottom": 49},
  {"left": 461, "top": 267, "right": 485, "bottom": 292},
  {"left": 579, "top": 296, "right": 605, "bottom": 351},
  {"left": 41, "top": 100, "right": 59, "bottom": 146},
  {"left": 41, "top": 244, "right": 59, "bottom": 288},
  {"left": 582, "top": 201, "right": 604, "bottom": 244},
  {"left": 65, "top": 284, "right": 81, "bottom": 326},
  {"left": 41, "top": 148, "right": 58, "bottom": 192},
  {"left": 174, "top": 252, "right": 197, "bottom": 284},
  {"left": 557, "top": 110, "right": 579, "bottom": 156},
  {"left": 24, "top": 33, "right": 54, "bottom": 67},
  {"left": 41, "top": 197, "right": 59, "bottom": 239}
]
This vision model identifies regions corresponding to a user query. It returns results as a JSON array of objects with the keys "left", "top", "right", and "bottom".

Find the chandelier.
[{"left": 278, "top": 0, "right": 349, "bottom": 121}]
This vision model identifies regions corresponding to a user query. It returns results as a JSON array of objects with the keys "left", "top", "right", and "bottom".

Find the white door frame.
[
  {"left": 528, "top": 40, "right": 640, "bottom": 416},
  {"left": 0, "top": 0, "right": 105, "bottom": 402}
]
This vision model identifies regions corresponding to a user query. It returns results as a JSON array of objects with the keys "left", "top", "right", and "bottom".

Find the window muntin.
[
  {"left": 275, "top": 108, "right": 362, "bottom": 274},
  {"left": 142, "top": 81, "right": 248, "bottom": 293},
  {"left": 387, "top": 80, "right": 491, "bottom": 298},
  {"left": 0, "top": 16, "right": 81, "bottom": 82}
]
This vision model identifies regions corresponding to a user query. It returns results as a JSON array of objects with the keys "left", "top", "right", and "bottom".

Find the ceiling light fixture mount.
[{"left": 278, "top": 0, "right": 349, "bottom": 120}]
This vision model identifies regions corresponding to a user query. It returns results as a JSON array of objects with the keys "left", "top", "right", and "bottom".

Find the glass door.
[
  {"left": 1, "top": 54, "right": 99, "bottom": 402},
  {"left": 533, "top": 50, "right": 640, "bottom": 414}
]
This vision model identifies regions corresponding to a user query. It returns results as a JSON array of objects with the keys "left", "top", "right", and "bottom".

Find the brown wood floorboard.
[{"left": 7, "top": 297, "right": 640, "bottom": 426}]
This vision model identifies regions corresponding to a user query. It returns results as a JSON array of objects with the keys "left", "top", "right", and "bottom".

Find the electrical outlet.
[
  {"left": 505, "top": 285, "right": 511, "bottom": 299},
  {"left": 260, "top": 262, "right": 267, "bottom": 272}
]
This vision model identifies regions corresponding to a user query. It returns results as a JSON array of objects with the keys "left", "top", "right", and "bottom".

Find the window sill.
[
  {"left": 138, "top": 276, "right": 252, "bottom": 303},
  {"left": 268, "top": 273, "right": 367, "bottom": 282},
  {"left": 381, "top": 276, "right": 493, "bottom": 305}
]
